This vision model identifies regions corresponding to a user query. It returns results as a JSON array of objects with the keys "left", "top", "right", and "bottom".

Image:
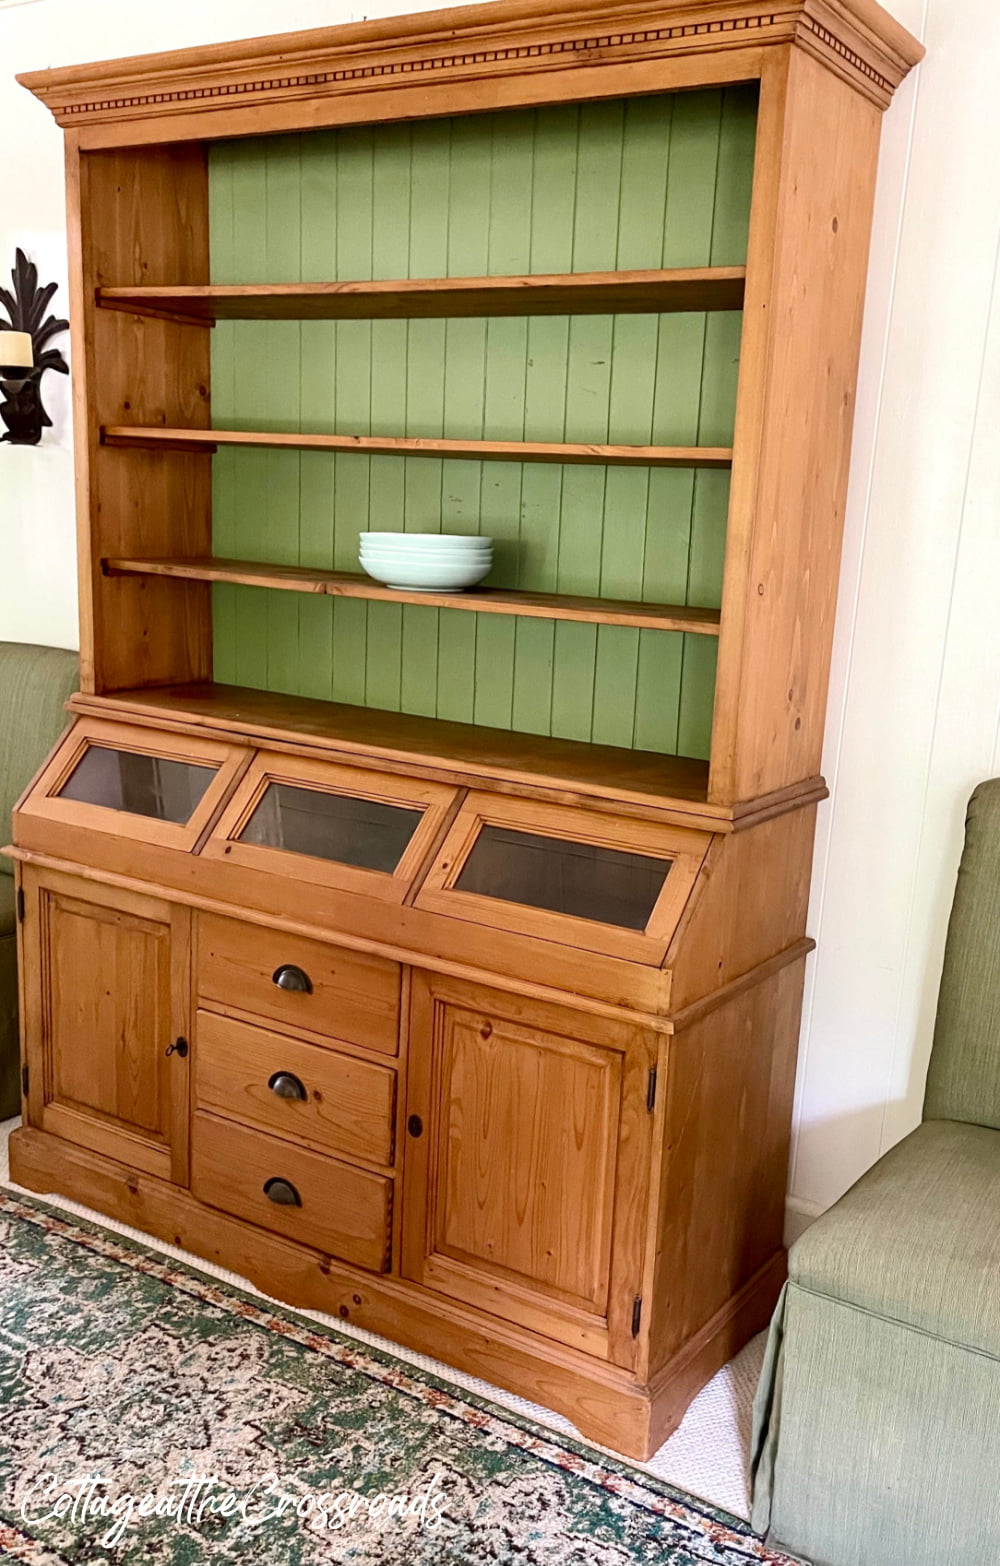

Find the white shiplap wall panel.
[
  {"left": 788, "top": 0, "right": 1000, "bottom": 1223},
  {"left": 875, "top": 236, "right": 1000, "bottom": 1153},
  {"left": 788, "top": 0, "right": 926, "bottom": 1230}
]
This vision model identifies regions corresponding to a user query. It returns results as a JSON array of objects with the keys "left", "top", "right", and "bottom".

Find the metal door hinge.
[
  {"left": 646, "top": 1067, "right": 657, "bottom": 1112},
  {"left": 16, "top": 887, "right": 25, "bottom": 923},
  {"left": 631, "top": 1295, "right": 643, "bottom": 1338}
]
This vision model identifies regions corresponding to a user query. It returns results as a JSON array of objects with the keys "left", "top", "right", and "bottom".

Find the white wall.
[
  {"left": 787, "top": 0, "right": 1000, "bottom": 1233},
  {"left": 2, "top": 0, "right": 997, "bottom": 1229}
]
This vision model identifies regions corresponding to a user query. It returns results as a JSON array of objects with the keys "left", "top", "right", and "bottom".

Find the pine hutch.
[{"left": 7, "top": 0, "right": 921, "bottom": 1458}]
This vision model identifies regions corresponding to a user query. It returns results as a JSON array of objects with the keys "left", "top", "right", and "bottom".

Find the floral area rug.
[{"left": 0, "top": 1186, "right": 798, "bottom": 1565}]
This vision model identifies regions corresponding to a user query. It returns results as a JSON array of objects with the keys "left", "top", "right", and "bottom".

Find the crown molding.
[{"left": 18, "top": 0, "right": 923, "bottom": 134}]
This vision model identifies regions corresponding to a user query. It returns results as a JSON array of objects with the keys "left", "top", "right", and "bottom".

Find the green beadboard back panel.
[{"left": 209, "top": 86, "right": 758, "bottom": 758}]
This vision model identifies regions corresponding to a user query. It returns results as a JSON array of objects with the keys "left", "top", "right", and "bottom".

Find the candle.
[{"left": 0, "top": 331, "right": 33, "bottom": 369}]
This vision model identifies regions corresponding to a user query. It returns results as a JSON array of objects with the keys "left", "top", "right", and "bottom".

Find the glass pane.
[
  {"left": 238, "top": 783, "right": 423, "bottom": 874},
  {"left": 58, "top": 745, "right": 217, "bottom": 825},
  {"left": 455, "top": 824, "right": 672, "bottom": 931}
]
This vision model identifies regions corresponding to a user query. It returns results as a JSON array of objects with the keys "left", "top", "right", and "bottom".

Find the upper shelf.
[
  {"left": 102, "top": 427, "right": 733, "bottom": 468},
  {"left": 96, "top": 267, "right": 748, "bottom": 325},
  {"left": 103, "top": 556, "right": 723, "bottom": 636}
]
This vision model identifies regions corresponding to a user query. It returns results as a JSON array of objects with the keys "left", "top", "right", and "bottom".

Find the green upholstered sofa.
[
  {"left": 0, "top": 643, "right": 78, "bottom": 1119},
  {"left": 752, "top": 778, "right": 1000, "bottom": 1566}
]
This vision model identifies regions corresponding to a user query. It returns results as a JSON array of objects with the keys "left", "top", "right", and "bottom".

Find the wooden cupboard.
[{"left": 7, "top": 0, "right": 922, "bottom": 1459}]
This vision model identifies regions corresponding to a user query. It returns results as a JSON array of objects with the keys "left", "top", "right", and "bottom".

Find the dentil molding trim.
[{"left": 18, "top": 0, "right": 924, "bottom": 131}]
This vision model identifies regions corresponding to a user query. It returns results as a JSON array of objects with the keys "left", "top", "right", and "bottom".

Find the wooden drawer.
[
  {"left": 195, "top": 1010, "right": 396, "bottom": 1167},
  {"left": 191, "top": 1112, "right": 392, "bottom": 1273},
  {"left": 197, "top": 913, "right": 400, "bottom": 1056}
]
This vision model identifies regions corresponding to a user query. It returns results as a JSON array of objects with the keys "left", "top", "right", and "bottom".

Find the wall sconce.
[{"left": 0, "top": 248, "right": 69, "bottom": 446}]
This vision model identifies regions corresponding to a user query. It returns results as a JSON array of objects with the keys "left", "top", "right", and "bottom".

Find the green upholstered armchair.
[
  {"left": 752, "top": 778, "right": 1000, "bottom": 1566},
  {"left": 0, "top": 643, "right": 78, "bottom": 1118}
]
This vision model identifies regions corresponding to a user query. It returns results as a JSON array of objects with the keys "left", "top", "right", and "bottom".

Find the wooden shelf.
[
  {"left": 96, "top": 266, "right": 747, "bottom": 324},
  {"left": 71, "top": 682, "right": 712, "bottom": 811},
  {"left": 104, "top": 556, "right": 722, "bottom": 636},
  {"left": 101, "top": 427, "right": 733, "bottom": 468}
]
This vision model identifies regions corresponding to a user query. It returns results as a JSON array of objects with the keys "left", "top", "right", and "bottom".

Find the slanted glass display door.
[
  {"left": 203, "top": 753, "right": 457, "bottom": 904},
  {"left": 22, "top": 719, "right": 246, "bottom": 850},
  {"left": 415, "top": 794, "right": 711, "bottom": 963}
]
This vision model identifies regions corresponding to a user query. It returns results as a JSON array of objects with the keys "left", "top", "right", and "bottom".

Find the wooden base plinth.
[{"left": 8, "top": 1125, "right": 784, "bottom": 1460}]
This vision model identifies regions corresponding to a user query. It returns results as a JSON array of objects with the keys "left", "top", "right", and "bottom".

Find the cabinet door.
[
  {"left": 202, "top": 752, "right": 456, "bottom": 905},
  {"left": 401, "top": 974, "right": 654, "bottom": 1368},
  {"left": 414, "top": 792, "right": 709, "bottom": 964},
  {"left": 21, "top": 718, "right": 245, "bottom": 852},
  {"left": 21, "top": 867, "right": 191, "bottom": 1184}
]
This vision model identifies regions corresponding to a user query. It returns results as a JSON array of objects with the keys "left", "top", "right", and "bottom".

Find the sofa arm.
[{"left": 0, "top": 929, "right": 20, "bottom": 1119}]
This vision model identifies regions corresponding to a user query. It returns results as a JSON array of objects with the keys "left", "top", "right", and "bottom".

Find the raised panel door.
[
  {"left": 20, "top": 867, "right": 191, "bottom": 1183},
  {"left": 402, "top": 973, "right": 655, "bottom": 1366}
]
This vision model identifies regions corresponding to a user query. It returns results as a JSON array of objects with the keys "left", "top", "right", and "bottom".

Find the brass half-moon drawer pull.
[
  {"left": 267, "top": 1070, "right": 308, "bottom": 1102},
  {"left": 263, "top": 1177, "right": 302, "bottom": 1207},
  {"left": 272, "top": 963, "right": 313, "bottom": 994}
]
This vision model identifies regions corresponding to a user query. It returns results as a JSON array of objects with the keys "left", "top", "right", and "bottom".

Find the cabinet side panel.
[
  {"left": 648, "top": 955, "right": 804, "bottom": 1374},
  {"left": 710, "top": 48, "right": 883, "bottom": 803},
  {"left": 665, "top": 805, "right": 817, "bottom": 1011},
  {"left": 70, "top": 143, "right": 213, "bottom": 692}
]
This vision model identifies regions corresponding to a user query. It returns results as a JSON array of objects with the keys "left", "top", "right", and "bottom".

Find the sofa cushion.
[
  {"left": 0, "top": 642, "right": 78, "bottom": 878},
  {"left": 790, "top": 1118, "right": 1000, "bottom": 1359},
  {"left": 924, "top": 778, "right": 1000, "bottom": 1128},
  {"left": 0, "top": 875, "right": 14, "bottom": 939}
]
